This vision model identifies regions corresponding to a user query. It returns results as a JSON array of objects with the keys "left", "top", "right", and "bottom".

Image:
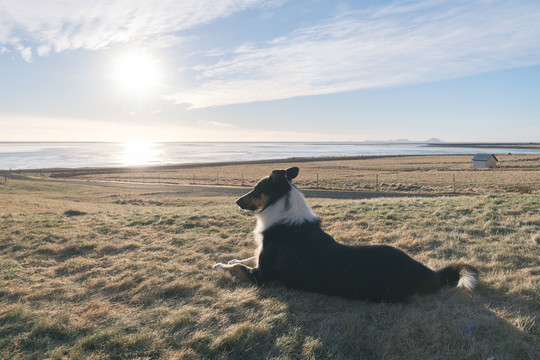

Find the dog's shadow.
[{"left": 220, "top": 276, "right": 538, "bottom": 359}]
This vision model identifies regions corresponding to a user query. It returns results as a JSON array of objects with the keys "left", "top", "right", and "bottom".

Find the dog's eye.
[{"left": 253, "top": 178, "right": 270, "bottom": 196}]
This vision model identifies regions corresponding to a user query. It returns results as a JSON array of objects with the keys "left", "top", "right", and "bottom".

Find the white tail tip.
[{"left": 457, "top": 268, "right": 479, "bottom": 292}]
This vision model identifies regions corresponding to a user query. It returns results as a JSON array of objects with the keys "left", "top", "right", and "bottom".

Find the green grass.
[{"left": 0, "top": 179, "right": 538, "bottom": 359}]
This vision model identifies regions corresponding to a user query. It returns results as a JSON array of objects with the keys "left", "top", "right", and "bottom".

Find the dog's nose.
[{"left": 236, "top": 198, "right": 243, "bottom": 207}]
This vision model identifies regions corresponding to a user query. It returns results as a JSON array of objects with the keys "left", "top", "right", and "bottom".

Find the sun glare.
[
  {"left": 113, "top": 52, "right": 160, "bottom": 94},
  {"left": 121, "top": 141, "right": 161, "bottom": 166}
]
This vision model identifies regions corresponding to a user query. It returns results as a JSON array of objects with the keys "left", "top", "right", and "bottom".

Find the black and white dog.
[{"left": 213, "top": 167, "right": 478, "bottom": 302}]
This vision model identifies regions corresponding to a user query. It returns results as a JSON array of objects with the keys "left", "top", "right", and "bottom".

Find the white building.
[{"left": 472, "top": 154, "right": 498, "bottom": 168}]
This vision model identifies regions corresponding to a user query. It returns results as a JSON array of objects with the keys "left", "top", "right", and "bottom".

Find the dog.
[{"left": 213, "top": 167, "right": 478, "bottom": 302}]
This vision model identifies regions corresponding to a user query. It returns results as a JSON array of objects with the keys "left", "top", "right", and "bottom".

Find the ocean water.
[{"left": 1, "top": 142, "right": 539, "bottom": 170}]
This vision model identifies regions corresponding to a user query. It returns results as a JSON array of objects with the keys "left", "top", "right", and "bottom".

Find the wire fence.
[
  {"left": 34, "top": 168, "right": 538, "bottom": 194},
  {"left": 6, "top": 161, "right": 539, "bottom": 194}
]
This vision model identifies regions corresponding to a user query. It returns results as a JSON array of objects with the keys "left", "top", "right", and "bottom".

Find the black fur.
[
  {"left": 242, "top": 221, "right": 438, "bottom": 302},
  {"left": 233, "top": 167, "right": 479, "bottom": 302}
]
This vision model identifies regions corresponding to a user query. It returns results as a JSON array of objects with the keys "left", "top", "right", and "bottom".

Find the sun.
[{"left": 113, "top": 52, "right": 160, "bottom": 94}]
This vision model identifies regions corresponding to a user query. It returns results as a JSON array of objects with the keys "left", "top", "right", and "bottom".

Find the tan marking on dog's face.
[
  {"left": 236, "top": 177, "right": 270, "bottom": 210},
  {"left": 235, "top": 168, "right": 298, "bottom": 211},
  {"left": 260, "top": 193, "right": 269, "bottom": 206}
]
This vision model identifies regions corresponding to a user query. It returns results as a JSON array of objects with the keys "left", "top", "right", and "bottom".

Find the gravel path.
[{"left": 6, "top": 173, "right": 454, "bottom": 199}]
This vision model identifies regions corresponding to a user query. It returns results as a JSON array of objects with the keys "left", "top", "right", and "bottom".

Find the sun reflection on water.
[{"left": 120, "top": 141, "right": 161, "bottom": 166}]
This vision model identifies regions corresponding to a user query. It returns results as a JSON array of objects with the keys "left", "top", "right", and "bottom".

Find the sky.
[{"left": 1, "top": 0, "right": 539, "bottom": 142}]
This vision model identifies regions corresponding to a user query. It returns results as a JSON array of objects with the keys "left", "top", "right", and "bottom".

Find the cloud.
[
  {"left": 168, "top": 0, "right": 540, "bottom": 108},
  {"left": 198, "top": 120, "right": 234, "bottom": 128},
  {"left": 0, "top": 112, "right": 339, "bottom": 142},
  {"left": 18, "top": 46, "right": 32, "bottom": 62},
  {"left": 0, "top": 0, "right": 265, "bottom": 59}
]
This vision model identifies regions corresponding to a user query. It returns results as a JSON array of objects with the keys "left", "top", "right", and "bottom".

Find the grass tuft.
[
  {"left": 160, "top": 280, "right": 197, "bottom": 299},
  {"left": 64, "top": 209, "right": 87, "bottom": 217}
]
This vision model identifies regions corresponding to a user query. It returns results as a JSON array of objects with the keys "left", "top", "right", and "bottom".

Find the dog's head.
[{"left": 236, "top": 167, "right": 299, "bottom": 211}]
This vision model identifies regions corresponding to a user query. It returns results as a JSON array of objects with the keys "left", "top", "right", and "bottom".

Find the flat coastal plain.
[
  {"left": 24, "top": 153, "right": 540, "bottom": 195},
  {"left": 1, "top": 155, "right": 539, "bottom": 359}
]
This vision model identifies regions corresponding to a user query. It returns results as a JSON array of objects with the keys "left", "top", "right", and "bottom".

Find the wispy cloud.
[
  {"left": 0, "top": 0, "right": 265, "bottom": 61},
  {"left": 17, "top": 46, "right": 33, "bottom": 62},
  {"left": 0, "top": 112, "right": 337, "bottom": 142},
  {"left": 198, "top": 120, "right": 234, "bottom": 128},
  {"left": 169, "top": 0, "right": 540, "bottom": 108}
]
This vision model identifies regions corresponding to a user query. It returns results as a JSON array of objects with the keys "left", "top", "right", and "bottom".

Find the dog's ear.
[
  {"left": 270, "top": 170, "right": 286, "bottom": 182},
  {"left": 286, "top": 167, "right": 299, "bottom": 180}
]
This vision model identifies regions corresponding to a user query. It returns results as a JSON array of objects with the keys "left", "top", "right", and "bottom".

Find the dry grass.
[
  {"left": 36, "top": 154, "right": 540, "bottom": 195},
  {"left": 0, "top": 175, "right": 538, "bottom": 359}
]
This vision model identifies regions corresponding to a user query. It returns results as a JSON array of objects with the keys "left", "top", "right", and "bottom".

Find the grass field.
[
  {"left": 1, "top": 170, "right": 539, "bottom": 359},
  {"left": 37, "top": 154, "right": 540, "bottom": 195}
]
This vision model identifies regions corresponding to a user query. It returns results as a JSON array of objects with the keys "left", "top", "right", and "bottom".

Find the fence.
[{"left": 32, "top": 166, "right": 540, "bottom": 195}]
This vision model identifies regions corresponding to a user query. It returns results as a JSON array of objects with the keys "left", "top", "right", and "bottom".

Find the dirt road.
[{"left": 6, "top": 173, "right": 454, "bottom": 199}]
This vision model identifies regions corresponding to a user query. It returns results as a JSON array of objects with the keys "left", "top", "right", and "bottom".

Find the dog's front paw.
[
  {"left": 213, "top": 263, "right": 227, "bottom": 271},
  {"left": 228, "top": 259, "right": 241, "bottom": 265}
]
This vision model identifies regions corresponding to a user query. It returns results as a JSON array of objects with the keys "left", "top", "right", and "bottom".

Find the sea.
[{"left": 1, "top": 142, "right": 539, "bottom": 170}]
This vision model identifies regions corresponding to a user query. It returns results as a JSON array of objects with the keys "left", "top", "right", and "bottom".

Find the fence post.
[
  {"left": 453, "top": 174, "right": 456, "bottom": 194},
  {"left": 376, "top": 174, "right": 379, "bottom": 192},
  {"left": 316, "top": 173, "right": 319, "bottom": 188},
  {"left": 241, "top": 172, "right": 244, "bottom": 186}
]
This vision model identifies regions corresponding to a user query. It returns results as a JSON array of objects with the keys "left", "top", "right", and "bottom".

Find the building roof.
[{"left": 472, "top": 154, "right": 498, "bottom": 161}]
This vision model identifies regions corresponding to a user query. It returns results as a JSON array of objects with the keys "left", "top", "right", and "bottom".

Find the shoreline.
[
  {"left": 5, "top": 152, "right": 539, "bottom": 196},
  {"left": 2, "top": 142, "right": 540, "bottom": 172},
  {"left": 11, "top": 154, "right": 454, "bottom": 174},
  {"left": 4, "top": 144, "right": 540, "bottom": 173}
]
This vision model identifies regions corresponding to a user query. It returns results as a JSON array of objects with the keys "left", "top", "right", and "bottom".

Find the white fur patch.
[
  {"left": 253, "top": 185, "right": 318, "bottom": 246},
  {"left": 228, "top": 256, "right": 257, "bottom": 267},
  {"left": 457, "top": 268, "right": 478, "bottom": 292},
  {"left": 213, "top": 263, "right": 227, "bottom": 270}
]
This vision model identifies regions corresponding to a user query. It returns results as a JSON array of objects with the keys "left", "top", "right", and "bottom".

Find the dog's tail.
[{"left": 435, "top": 263, "right": 479, "bottom": 292}]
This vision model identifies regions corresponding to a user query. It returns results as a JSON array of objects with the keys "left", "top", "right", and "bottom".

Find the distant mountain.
[{"left": 425, "top": 138, "right": 443, "bottom": 143}]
